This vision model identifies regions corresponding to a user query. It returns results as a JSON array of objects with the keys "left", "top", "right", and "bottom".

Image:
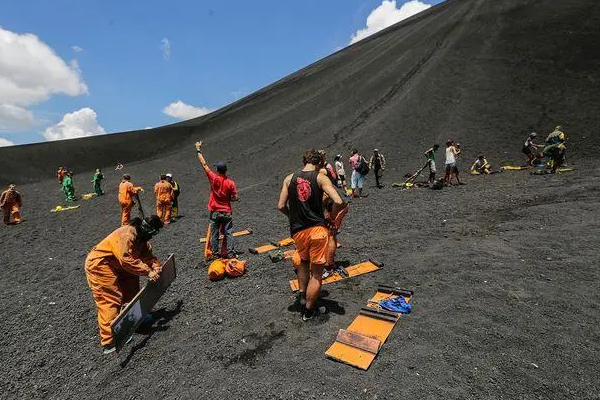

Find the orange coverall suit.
[
  {"left": 0, "top": 189, "right": 22, "bottom": 224},
  {"left": 118, "top": 181, "right": 141, "bottom": 226},
  {"left": 84, "top": 225, "right": 159, "bottom": 346},
  {"left": 154, "top": 180, "right": 174, "bottom": 224}
]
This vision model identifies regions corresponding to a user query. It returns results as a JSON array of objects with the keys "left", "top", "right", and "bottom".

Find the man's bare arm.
[
  {"left": 195, "top": 141, "right": 209, "bottom": 171},
  {"left": 318, "top": 173, "right": 344, "bottom": 218},
  {"left": 277, "top": 174, "right": 293, "bottom": 216}
]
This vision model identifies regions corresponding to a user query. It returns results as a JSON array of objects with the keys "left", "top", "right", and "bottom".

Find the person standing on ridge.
[
  {"left": 278, "top": 149, "right": 344, "bottom": 321},
  {"left": 154, "top": 174, "right": 174, "bottom": 225},
  {"left": 349, "top": 149, "right": 368, "bottom": 198},
  {"left": 84, "top": 216, "right": 163, "bottom": 354},
  {"left": 166, "top": 173, "right": 181, "bottom": 219},
  {"left": 369, "top": 149, "right": 386, "bottom": 188},
  {"left": 444, "top": 141, "right": 462, "bottom": 185},
  {"left": 118, "top": 174, "right": 144, "bottom": 226},
  {"left": 195, "top": 141, "right": 239, "bottom": 260},
  {"left": 1, "top": 184, "right": 22, "bottom": 225},
  {"left": 92, "top": 168, "right": 104, "bottom": 196},
  {"left": 317, "top": 150, "right": 338, "bottom": 186},
  {"left": 424, "top": 144, "right": 439, "bottom": 184},
  {"left": 62, "top": 171, "right": 76, "bottom": 202},
  {"left": 333, "top": 155, "right": 349, "bottom": 195},
  {"left": 57, "top": 167, "right": 67, "bottom": 185}
]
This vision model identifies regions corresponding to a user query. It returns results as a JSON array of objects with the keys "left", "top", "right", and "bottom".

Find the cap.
[
  {"left": 166, "top": 173, "right": 173, "bottom": 178},
  {"left": 373, "top": 148, "right": 379, "bottom": 152}
]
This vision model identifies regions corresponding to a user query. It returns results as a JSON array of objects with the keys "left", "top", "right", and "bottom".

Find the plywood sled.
[
  {"left": 110, "top": 254, "right": 176, "bottom": 352},
  {"left": 289, "top": 260, "right": 381, "bottom": 291},
  {"left": 325, "top": 285, "right": 413, "bottom": 370},
  {"left": 249, "top": 237, "right": 294, "bottom": 254}
]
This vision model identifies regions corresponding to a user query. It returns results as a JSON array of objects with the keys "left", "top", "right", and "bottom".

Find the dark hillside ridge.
[{"left": 1, "top": 0, "right": 599, "bottom": 184}]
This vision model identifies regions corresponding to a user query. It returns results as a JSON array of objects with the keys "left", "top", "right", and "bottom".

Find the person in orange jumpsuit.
[
  {"left": 57, "top": 167, "right": 66, "bottom": 185},
  {"left": 84, "top": 216, "right": 164, "bottom": 354},
  {"left": 154, "top": 174, "right": 174, "bottom": 225},
  {"left": 118, "top": 174, "right": 143, "bottom": 226},
  {"left": 0, "top": 184, "right": 22, "bottom": 225}
]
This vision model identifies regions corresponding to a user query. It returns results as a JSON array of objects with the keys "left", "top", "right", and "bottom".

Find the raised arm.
[{"left": 195, "top": 141, "right": 210, "bottom": 171}]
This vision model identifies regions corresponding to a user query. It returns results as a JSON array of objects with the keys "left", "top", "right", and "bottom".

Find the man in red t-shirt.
[{"left": 195, "top": 141, "right": 239, "bottom": 259}]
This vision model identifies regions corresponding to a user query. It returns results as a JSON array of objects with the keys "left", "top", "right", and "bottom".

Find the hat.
[
  {"left": 166, "top": 173, "right": 173, "bottom": 178},
  {"left": 373, "top": 148, "right": 379, "bottom": 152},
  {"left": 216, "top": 162, "right": 227, "bottom": 173}
]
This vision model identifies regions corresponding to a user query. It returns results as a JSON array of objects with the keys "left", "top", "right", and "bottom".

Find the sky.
[{"left": 0, "top": 0, "right": 444, "bottom": 147}]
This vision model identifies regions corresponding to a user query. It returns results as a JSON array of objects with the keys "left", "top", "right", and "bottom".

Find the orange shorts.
[{"left": 292, "top": 225, "right": 329, "bottom": 266}]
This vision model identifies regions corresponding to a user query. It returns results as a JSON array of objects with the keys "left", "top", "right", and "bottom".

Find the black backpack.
[{"left": 355, "top": 156, "right": 370, "bottom": 176}]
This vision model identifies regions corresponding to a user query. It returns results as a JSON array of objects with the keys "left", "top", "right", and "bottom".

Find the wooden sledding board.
[
  {"left": 325, "top": 288, "right": 412, "bottom": 370},
  {"left": 199, "top": 229, "right": 252, "bottom": 243},
  {"left": 249, "top": 237, "right": 294, "bottom": 254},
  {"left": 50, "top": 205, "right": 80, "bottom": 213},
  {"left": 501, "top": 165, "right": 528, "bottom": 171},
  {"left": 111, "top": 254, "right": 176, "bottom": 352},
  {"left": 289, "top": 260, "right": 380, "bottom": 291}
]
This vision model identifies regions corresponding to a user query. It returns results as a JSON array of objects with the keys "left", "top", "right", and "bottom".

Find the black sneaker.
[
  {"left": 103, "top": 344, "right": 116, "bottom": 355},
  {"left": 302, "top": 306, "right": 328, "bottom": 321}
]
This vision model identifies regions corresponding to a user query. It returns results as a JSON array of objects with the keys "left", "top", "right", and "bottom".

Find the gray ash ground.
[{"left": 1, "top": 0, "right": 600, "bottom": 398}]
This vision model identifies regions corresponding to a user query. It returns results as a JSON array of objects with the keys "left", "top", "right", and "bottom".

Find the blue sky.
[{"left": 0, "top": 0, "right": 443, "bottom": 146}]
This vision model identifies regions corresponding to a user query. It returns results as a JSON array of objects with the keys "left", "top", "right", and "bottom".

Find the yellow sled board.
[
  {"left": 325, "top": 286, "right": 413, "bottom": 370},
  {"left": 51, "top": 205, "right": 80, "bottom": 213},
  {"left": 199, "top": 229, "right": 253, "bottom": 244},
  {"left": 81, "top": 193, "right": 97, "bottom": 200},
  {"left": 501, "top": 165, "right": 528, "bottom": 171},
  {"left": 289, "top": 260, "right": 380, "bottom": 291},
  {"left": 250, "top": 237, "right": 294, "bottom": 254}
]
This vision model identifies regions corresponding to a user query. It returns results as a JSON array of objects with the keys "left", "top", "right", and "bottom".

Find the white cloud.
[
  {"left": 144, "top": 126, "right": 153, "bottom": 130},
  {"left": 350, "top": 0, "right": 432, "bottom": 44},
  {"left": 71, "top": 45, "right": 83, "bottom": 53},
  {"left": 0, "top": 104, "right": 34, "bottom": 130},
  {"left": 160, "top": 38, "right": 171, "bottom": 61},
  {"left": 43, "top": 108, "right": 106, "bottom": 141},
  {"left": 162, "top": 100, "right": 213, "bottom": 120},
  {"left": 0, "top": 137, "right": 14, "bottom": 147},
  {"left": 0, "top": 25, "right": 88, "bottom": 130}
]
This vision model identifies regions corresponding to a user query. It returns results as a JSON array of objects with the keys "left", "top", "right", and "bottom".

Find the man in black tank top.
[{"left": 278, "top": 149, "right": 344, "bottom": 321}]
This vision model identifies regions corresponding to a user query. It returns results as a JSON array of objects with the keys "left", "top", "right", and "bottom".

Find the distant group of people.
[
  {"left": 522, "top": 126, "right": 567, "bottom": 172},
  {"left": 117, "top": 173, "right": 181, "bottom": 227},
  {"left": 319, "top": 148, "right": 387, "bottom": 199}
]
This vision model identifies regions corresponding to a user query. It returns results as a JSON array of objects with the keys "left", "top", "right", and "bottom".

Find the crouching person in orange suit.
[
  {"left": 154, "top": 174, "right": 174, "bottom": 225},
  {"left": 84, "top": 216, "right": 163, "bottom": 354},
  {"left": 118, "top": 174, "right": 143, "bottom": 226},
  {"left": 1, "top": 184, "right": 22, "bottom": 225}
]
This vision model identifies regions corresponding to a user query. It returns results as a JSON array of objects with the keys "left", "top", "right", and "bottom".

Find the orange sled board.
[
  {"left": 199, "top": 229, "right": 252, "bottom": 243},
  {"left": 325, "top": 285, "right": 413, "bottom": 370},
  {"left": 249, "top": 237, "right": 294, "bottom": 254},
  {"left": 289, "top": 260, "right": 380, "bottom": 291}
]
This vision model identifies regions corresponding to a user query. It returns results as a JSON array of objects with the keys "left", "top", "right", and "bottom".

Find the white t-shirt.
[
  {"left": 335, "top": 160, "right": 345, "bottom": 176},
  {"left": 445, "top": 147, "right": 456, "bottom": 165}
]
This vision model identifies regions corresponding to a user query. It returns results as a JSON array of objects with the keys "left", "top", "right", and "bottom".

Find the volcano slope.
[{"left": 1, "top": 0, "right": 600, "bottom": 398}]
